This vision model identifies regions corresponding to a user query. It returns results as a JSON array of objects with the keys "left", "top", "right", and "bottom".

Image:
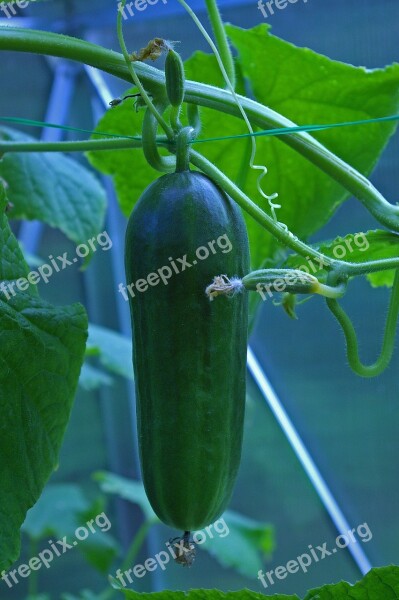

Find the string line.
[
  {"left": 0, "top": 116, "right": 142, "bottom": 141},
  {"left": 0, "top": 113, "right": 398, "bottom": 145}
]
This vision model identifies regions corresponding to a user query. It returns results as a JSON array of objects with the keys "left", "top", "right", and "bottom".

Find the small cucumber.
[{"left": 165, "top": 48, "right": 185, "bottom": 108}]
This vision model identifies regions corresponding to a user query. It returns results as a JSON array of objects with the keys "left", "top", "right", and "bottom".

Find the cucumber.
[
  {"left": 125, "top": 170, "right": 250, "bottom": 532},
  {"left": 165, "top": 48, "right": 185, "bottom": 108}
]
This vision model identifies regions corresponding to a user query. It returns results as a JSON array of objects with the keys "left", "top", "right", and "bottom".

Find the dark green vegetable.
[{"left": 125, "top": 170, "right": 249, "bottom": 531}]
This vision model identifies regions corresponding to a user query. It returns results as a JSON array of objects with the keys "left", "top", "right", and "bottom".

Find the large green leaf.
[
  {"left": 0, "top": 127, "right": 107, "bottom": 245},
  {"left": 118, "top": 566, "right": 399, "bottom": 598},
  {"left": 0, "top": 188, "right": 88, "bottom": 571},
  {"left": 225, "top": 24, "right": 399, "bottom": 268}
]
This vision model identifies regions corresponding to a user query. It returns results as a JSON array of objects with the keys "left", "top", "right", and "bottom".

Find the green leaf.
[
  {"left": 0, "top": 182, "right": 36, "bottom": 293},
  {"left": 0, "top": 193, "right": 88, "bottom": 571},
  {"left": 0, "top": 126, "right": 107, "bottom": 245},
  {"left": 0, "top": 292, "right": 87, "bottom": 570},
  {"left": 22, "top": 483, "right": 119, "bottom": 573},
  {"left": 87, "top": 323, "right": 133, "bottom": 381},
  {"left": 224, "top": 24, "right": 399, "bottom": 268},
  {"left": 284, "top": 230, "right": 399, "bottom": 287},
  {"left": 76, "top": 495, "right": 120, "bottom": 573},
  {"left": 199, "top": 510, "right": 274, "bottom": 579},
  {"left": 120, "top": 588, "right": 297, "bottom": 599},
  {"left": 94, "top": 471, "right": 156, "bottom": 521},
  {"left": 78, "top": 531, "right": 119, "bottom": 574},
  {"left": 22, "top": 483, "right": 91, "bottom": 540},
  {"left": 304, "top": 565, "right": 399, "bottom": 599}
]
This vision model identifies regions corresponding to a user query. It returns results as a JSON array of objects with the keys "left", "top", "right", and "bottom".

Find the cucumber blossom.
[{"left": 125, "top": 170, "right": 250, "bottom": 532}]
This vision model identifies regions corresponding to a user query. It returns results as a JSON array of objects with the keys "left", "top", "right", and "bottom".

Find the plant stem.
[
  {"left": 0, "top": 27, "right": 398, "bottom": 230},
  {"left": 116, "top": 2, "right": 173, "bottom": 139},
  {"left": 204, "top": 0, "right": 236, "bottom": 89},
  {"left": 190, "top": 148, "right": 325, "bottom": 261},
  {"left": 27, "top": 538, "right": 39, "bottom": 596},
  {"left": 242, "top": 269, "right": 346, "bottom": 299},
  {"left": 326, "top": 269, "right": 399, "bottom": 377},
  {"left": 0, "top": 136, "right": 172, "bottom": 154},
  {"left": 190, "top": 149, "right": 399, "bottom": 275},
  {"left": 0, "top": 138, "right": 143, "bottom": 153}
]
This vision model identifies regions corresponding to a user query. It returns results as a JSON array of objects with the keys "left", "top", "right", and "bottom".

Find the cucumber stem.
[{"left": 175, "top": 127, "right": 194, "bottom": 172}]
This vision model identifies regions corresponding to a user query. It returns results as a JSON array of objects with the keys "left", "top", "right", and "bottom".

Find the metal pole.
[{"left": 247, "top": 346, "right": 372, "bottom": 576}]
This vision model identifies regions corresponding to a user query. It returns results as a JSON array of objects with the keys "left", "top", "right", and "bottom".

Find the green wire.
[
  {"left": 0, "top": 116, "right": 142, "bottom": 140},
  {"left": 191, "top": 113, "right": 399, "bottom": 144},
  {"left": 326, "top": 269, "right": 399, "bottom": 377},
  {"left": 1, "top": 113, "right": 398, "bottom": 145}
]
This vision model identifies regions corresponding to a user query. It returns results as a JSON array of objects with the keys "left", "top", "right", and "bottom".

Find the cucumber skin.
[{"left": 125, "top": 171, "right": 250, "bottom": 531}]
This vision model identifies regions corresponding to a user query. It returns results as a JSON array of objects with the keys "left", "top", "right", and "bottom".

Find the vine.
[{"left": 0, "top": 8, "right": 398, "bottom": 378}]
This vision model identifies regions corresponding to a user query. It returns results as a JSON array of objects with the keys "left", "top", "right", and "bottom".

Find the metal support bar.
[{"left": 247, "top": 346, "right": 372, "bottom": 576}]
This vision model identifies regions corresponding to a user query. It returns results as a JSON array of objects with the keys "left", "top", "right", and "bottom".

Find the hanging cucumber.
[{"left": 125, "top": 169, "right": 250, "bottom": 532}]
